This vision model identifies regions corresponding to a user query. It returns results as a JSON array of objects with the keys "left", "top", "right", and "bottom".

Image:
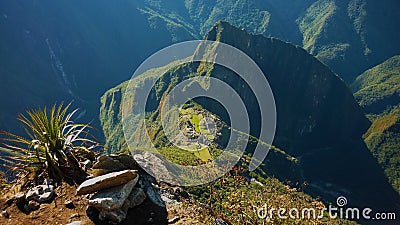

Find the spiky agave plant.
[{"left": 0, "top": 103, "right": 97, "bottom": 182}]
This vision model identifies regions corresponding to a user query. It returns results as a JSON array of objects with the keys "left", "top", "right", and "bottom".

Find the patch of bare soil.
[{"left": 0, "top": 182, "right": 168, "bottom": 225}]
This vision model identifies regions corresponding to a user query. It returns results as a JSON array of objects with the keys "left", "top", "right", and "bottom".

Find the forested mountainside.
[
  {"left": 100, "top": 21, "right": 400, "bottom": 213},
  {"left": 352, "top": 55, "right": 400, "bottom": 119},
  {"left": 140, "top": 0, "right": 400, "bottom": 82},
  {"left": 362, "top": 108, "right": 400, "bottom": 194},
  {"left": 351, "top": 55, "right": 400, "bottom": 194},
  {"left": 1, "top": 1, "right": 400, "bottom": 223}
]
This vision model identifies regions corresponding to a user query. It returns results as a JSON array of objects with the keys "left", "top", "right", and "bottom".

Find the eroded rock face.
[
  {"left": 98, "top": 188, "right": 146, "bottom": 222},
  {"left": 138, "top": 172, "right": 165, "bottom": 208},
  {"left": 133, "top": 152, "right": 177, "bottom": 185},
  {"left": 88, "top": 175, "right": 139, "bottom": 211},
  {"left": 76, "top": 170, "right": 138, "bottom": 195},
  {"left": 124, "top": 188, "right": 146, "bottom": 208},
  {"left": 26, "top": 184, "right": 54, "bottom": 203}
]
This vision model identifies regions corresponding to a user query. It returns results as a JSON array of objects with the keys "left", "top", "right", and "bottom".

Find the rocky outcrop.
[
  {"left": 137, "top": 172, "right": 165, "bottom": 208},
  {"left": 124, "top": 188, "right": 147, "bottom": 209},
  {"left": 77, "top": 153, "right": 168, "bottom": 223}
]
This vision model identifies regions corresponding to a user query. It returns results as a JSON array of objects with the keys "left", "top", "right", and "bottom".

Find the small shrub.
[{"left": 0, "top": 103, "right": 98, "bottom": 183}]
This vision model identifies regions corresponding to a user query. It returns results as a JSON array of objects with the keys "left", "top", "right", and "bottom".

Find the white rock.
[
  {"left": 88, "top": 175, "right": 138, "bottom": 211},
  {"left": 135, "top": 172, "right": 166, "bottom": 208},
  {"left": 26, "top": 184, "right": 54, "bottom": 203},
  {"left": 250, "top": 178, "right": 264, "bottom": 186},
  {"left": 66, "top": 221, "right": 82, "bottom": 225}
]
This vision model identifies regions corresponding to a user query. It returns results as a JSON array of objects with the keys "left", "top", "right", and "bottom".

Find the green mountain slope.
[
  {"left": 363, "top": 107, "right": 400, "bottom": 193},
  {"left": 351, "top": 55, "right": 400, "bottom": 194},
  {"left": 296, "top": 0, "right": 400, "bottom": 81},
  {"left": 100, "top": 22, "right": 399, "bottom": 212},
  {"left": 351, "top": 55, "right": 400, "bottom": 119}
]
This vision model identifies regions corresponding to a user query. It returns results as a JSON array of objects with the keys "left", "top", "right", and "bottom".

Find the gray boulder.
[
  {"left": 93, "top": 155, "right": 125, "bottom": 170},
  {"left": 92, "top": 154, "right": 141, "bottom": 177},
  {"left": 110, "top": 153, "right": 140, "bottom": 170},
  {"left": 76, "top": 170, "right": 137, "bottom": 195},
  {"left": 92, "top": 155, "right": 127, "bottom": 177},
  {"left": 125, "top": 187, "right": 146, "bottom": 208},
  {"left": 88, "top": 175, "right": 138, "bottom": 210},
  {"left": 133, "top": 152, "right": 177, "bottom": 184},
  {"left": 99, "top": 209, "right": 126, "bottom": 223},
  {"left": 138, "top": 173, "right": 165, "bottom": 208},
  {"left": 99, "top": 187, "right": 146, "bottom": 223}
]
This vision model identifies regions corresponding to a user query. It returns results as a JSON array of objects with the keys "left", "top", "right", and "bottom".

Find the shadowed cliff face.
[
  {"left": 203, "top": 21, "right": 370, "bottom": 154},
  {"left": 100, "top": 21, "right": 400, "bottom": 212}
]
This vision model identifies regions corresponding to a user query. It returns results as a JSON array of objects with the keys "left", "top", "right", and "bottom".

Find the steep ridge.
[
  {"left": 137, "top": 0, "right": 400, "bottom": 82},
  {"left": 351, "top": 55, "right": 400, "bottom": 194},
  {"left": 197, "top": 21, "right": 399, "bottom": 210},
  {"left": 203, "top": 21, "right": 370, "bottom": 151},
  {"left": 100, "top": 21, "right": 400, "bottom": 212}
]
